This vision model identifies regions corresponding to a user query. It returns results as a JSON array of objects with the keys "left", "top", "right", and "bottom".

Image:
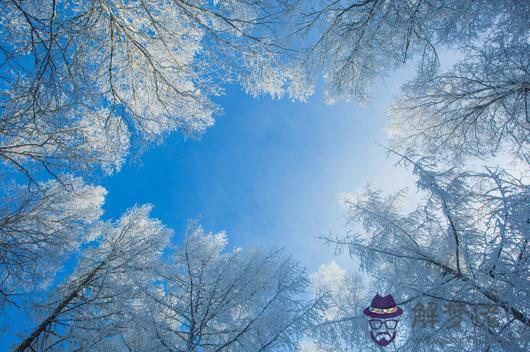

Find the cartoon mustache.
[
  {"left": 370, "top": 331, "right": 396, "bottom": 347},
  {"left": 375, "top": 332, "right": 393, "bottom": 341}
]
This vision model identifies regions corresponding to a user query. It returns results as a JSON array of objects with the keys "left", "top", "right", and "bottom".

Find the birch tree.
[{"left": 324, "top": 152, "right": 529, "bottom": 351}]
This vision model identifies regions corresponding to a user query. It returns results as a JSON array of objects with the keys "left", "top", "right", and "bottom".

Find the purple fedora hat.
[{"left": 363, "top": 294, "right": 403, "bottom": 319}]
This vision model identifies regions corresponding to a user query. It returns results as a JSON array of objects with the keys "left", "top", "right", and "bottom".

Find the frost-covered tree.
[
  {"left": 301, "top": 261, "right": 372, "bottom": 352},
  {"left": 13, "top": 220, "right": 325, "bottom": 352},
  {"left": 294, "top": 0, "right": 528, "bottom": 161},
  {"left": 388, "top": 41, "right": 529, "bottom": 162},
  {"left": 0, "top": 0, "right": 309, "bottom": 183},
  {"left": 0, "top": 0, "right": 309, "bottom": 319},
  {"left": 0, "top": 176, "right": 106, "bottom": 313},
  {"left": 14, "top": 205, "right": 172, "bottom": 352},
  {"left": 296, "top": 0, "right": 526, "bottom": 102},
  {"left": 324, "top": 152, "right": 529, "bottom": 351},
  {"left": 119, "top": 223, "right": 325, "bottom": 352}
]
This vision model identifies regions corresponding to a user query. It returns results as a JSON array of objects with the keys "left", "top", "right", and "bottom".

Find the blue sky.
[
  {"left": 2, "top": 49, "right": 460, "bottom": 352},
  {"left": 100, "top": 65, "right": 419, "bottom": 273}
]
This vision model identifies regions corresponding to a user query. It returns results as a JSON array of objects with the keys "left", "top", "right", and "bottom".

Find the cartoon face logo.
[{"left": 363, "top": 294, "right": 403, "bottom": 347}]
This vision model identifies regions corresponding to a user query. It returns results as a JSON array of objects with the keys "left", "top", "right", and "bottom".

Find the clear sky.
[{"left": 99, "top": 64, "right": 419, "bottom": 274}]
